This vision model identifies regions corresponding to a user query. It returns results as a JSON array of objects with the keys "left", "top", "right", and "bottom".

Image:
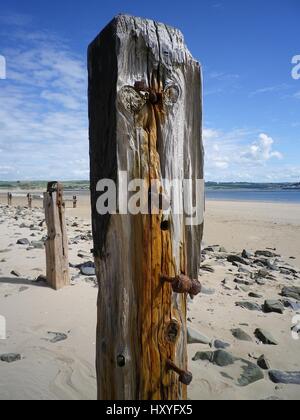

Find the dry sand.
[{"left": 0, "top": 192, "right": 299, "bottom": 400}]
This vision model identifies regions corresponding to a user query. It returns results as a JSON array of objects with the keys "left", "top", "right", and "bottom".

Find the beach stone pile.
[{"left": 188, "top": 244, "right": 300, "bottom": 391}]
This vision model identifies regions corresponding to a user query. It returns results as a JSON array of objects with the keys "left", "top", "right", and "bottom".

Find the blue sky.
[{"left": 0, "top": 0, "right": 299, "bottom": 182}]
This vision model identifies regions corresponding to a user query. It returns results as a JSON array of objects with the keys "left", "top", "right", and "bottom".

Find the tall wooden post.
[
  {"left": 73, "top": 196, "right": 77, "bottom": 208},
  {"left": 43, "top": 182, "right": 70, "bottom": 290},
  {"left": 7, "top": 193, "right": 12, "bottom": 206},
  {"left": 88, "top": 15, "right": 204, "bottom": 400},
  {"left": 27, "top": 193, "right": 32, "bottom": 209}
]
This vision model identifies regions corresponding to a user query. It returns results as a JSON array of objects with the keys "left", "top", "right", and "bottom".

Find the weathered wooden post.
[
  {"left": 88, "top": 15, "right": 204, "bottom": 400},
  {"left": 73, "top": 196, "right": 77, "bottom": 209},
  {"left": 27, "top": 193, "right": 32, "bottom": 209},
  {"left": 7, "top": 193, "right": 12, "bottom": 206},
  {"left": 43, "top": 182, "right": 70, "bottom": 290}
]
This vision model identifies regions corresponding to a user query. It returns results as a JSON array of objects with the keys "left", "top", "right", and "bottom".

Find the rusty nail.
[
  {"left": 161, "top": 274, "right": 201, "bottom": 296},
  {"left": 166, "top": 359, "right": 193, "bottom": 385}
]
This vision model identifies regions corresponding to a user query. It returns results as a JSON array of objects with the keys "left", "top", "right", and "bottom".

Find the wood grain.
[
  {"left": 43, "top": 183, "right": 70, "bottom": 290},
  {"left": 88, "top": 15, "right": 204, "bottom": 400}
]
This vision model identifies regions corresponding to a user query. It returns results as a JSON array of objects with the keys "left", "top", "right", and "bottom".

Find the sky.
[{"left": 0, "top": 0, "right": 299, "bottom": 182}]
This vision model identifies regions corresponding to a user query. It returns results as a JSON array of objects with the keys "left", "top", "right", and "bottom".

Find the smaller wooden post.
[
  {"left": 7, "top": 193, "right": 12, "bottom": 206},
  {"left": 27, "top": 194, "right": 32, "bottom": 209},
  {"left": 43, "top": 182, "right": 70, "bottom": 290},
  {"left": 73, "top": 196, "right": 77, "bottom": 209}
]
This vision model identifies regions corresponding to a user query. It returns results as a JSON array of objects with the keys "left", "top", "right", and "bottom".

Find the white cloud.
[
  {"left": 241, "top": 133, "right": 283, "bottom": 162},
  {"left": 249, "top": 84, "right": 289, "bottom": 97},
  {"left": 204, "top": 128, "right": 286, "bottom": 181},
  {"left": 0, "top": 20, "right": 88, "bottom": 180},
  {"left": 209, "top": 72, "right": 239, "bottom": 81}
]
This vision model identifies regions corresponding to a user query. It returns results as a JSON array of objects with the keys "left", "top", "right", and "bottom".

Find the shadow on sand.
[{"left": 0, "top": 277, "right": 48, "bottom": 288}]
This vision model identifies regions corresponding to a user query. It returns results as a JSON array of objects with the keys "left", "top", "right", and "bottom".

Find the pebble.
[
  {"left": 0, "top": 354, "right": 21, "bottom": 363},
  {"left": 187, "top": 327, "right": 211, "bottom": 345},
  {"left": 236, "top": 301, "right": 262, "bottom": 312},
  {"left": 269, "top": 371, "right": 300, "bottom": 385},
  {"left": 263, "top": 300, "right": 285, "bottom": 315},
  {"left": 231, "top": 328, "right": 253, "bottom": 342},
  {"left": 254, "top": 329, "right": 278, "bottom": 345}
]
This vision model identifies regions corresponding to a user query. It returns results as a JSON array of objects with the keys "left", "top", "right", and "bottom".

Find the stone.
[
  {"left": 281, "top": 286, "right": 300, "bottom": 301},
  {"left": 257, "top": 355, "right": 270, "bottom": 370},
  {"left": 237, "top": 359, "right": 264, "bottom": 387},
  {"left": 227, "top": 255, "right": 249, "bottom": 266},
  {"left": 255, "top": 329, "right": 278, "bottom": 345},
  {"left": 236, "top": 285, "right": 250, "bottom": 293},
  {"left": 279, "top": 266, "right": 298, "bottom": 275},
  {"left": 0, "top": 353, "right": 21, "bottom": 363},
  {"left": 187, "top": 327, "right": 211, "bottom": 345},
  {"left": 200, "top": 287, "right": 215, "bottom": 295},
  {"left": 212, "top": 350, "right": 237, "bottom": 367},
  {"left": 200, "top": 265, "right": 215, "bottom": 273},
  {"left": 242, "top": 250, "right": 253, "bottom": 259},
  {"left": 17, "top": 238, "right": 30, "bottom": 245},
  {"left": 282, "top": 299, "right": 300, "bottom": 311},
  {"left": 48, "top": 332, "right": 68, "bottom": 343},
  {"left": 234, "top": 278, "right": 255, "bottom": 286},
  {"left": 231, "top": 328, "right": 253, "bottom": 342},
  {"left": 236, "top": 301, "right": 262, "bottom": 312},
  {"left": 254, "top": 259, "right": 279, "bottom": 271},
  {"left": 249, "top": 292, "right": 263, "bottom": 299},
  {"left": 192, "top": 350, "right": 236, "bottom": 367},
  {"left": 257, "top": 269, "right": 270, "bottom": 278},
  {"left": 256, "top": 278, "right": 266, "bottom": 286},
  {"left": 269, "top": 371, "right": 300, "bottom": 385},
  {"left": 30, "top": 241, "right": 44, "bottom": 249},
  {"left": 81, "top": 266, "right": 96, "bottom": 276},
  {"left": 213, "top": 340, "right": 230, "bottom": 350},
  {"left": 192, "top": 351, "right": 213, "bottom": 363},
  {"left": 255, "top": 250, "right": 278, "bottom": 258},
  {"left": 76, "top": 261, "right": 96, "bottom": 276},
  {"left": 263, "top": 300, "right": 284, "bottom": 315}
]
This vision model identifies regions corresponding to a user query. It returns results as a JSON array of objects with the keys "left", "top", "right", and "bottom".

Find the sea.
[{"left": 206, "top": 189, "right": 300, "bottom": 203}]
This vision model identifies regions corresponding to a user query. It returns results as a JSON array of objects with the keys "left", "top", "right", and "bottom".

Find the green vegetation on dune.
[{"left": 0, "top": 181, "right": 90, "bottom": 191}]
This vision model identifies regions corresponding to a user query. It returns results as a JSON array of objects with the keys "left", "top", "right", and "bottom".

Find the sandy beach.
[{"left": 0, "top": 193, "right": 299, "bottom": 400}]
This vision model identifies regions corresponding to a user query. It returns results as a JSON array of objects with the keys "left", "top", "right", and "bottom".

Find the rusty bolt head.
[
  {"left": 149, "top": 90, "right": 158, "bottom": 104},
  {"left": 179, "top": 371, "right": 193, "bottom": 386},
  {"left": 166, "top": 359, "right": 193, "bottom": 386},
  {"left": 134, "top": 80, "right": 148, "bottom": 91},
  {"left": 189, "top": 279, "right": 202, "bottom": 296}
]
